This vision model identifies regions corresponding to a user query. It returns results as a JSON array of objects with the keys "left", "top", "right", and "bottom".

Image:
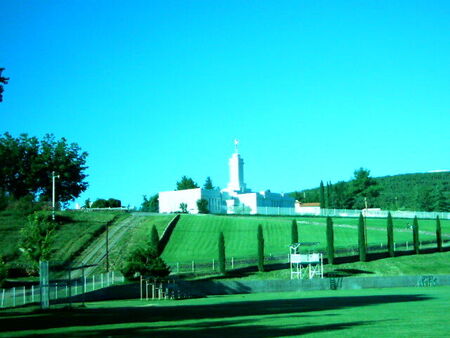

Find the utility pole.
[{"left": 52, "top": 171, "right": 60, "bottom": 221}]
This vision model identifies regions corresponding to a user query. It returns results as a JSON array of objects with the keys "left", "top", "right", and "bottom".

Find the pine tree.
[
  {"left": 320, "top": 181, "right": 325, "bottom": 209},
  {"left": 257, "top": 224, "right": 265, "bottom": 272},
  {"left": 326, "top": 216, "right": 335, "bottom": 264},
  {"left": 387, "top": 212, "right": 394, "bottom": 257},
  {"left": 358, "top": 213, "right": 367, "bottom": 261},
  {"left": 218, "top": 232, "right": 226, "bottom": 274},
  {"left": 413, "top": 216, "right": 420, "bottom": 254},
  {"left": 436, "top": 216, "right": 442, "bottom": 252},
  {"left": 326, "top": 182, "right": 332, "bottom": 209},
  {"left": 150, "top": 225, "right": 160, "bottom": 255},
  {"left": 203, "top": 176, "right": 214, "bottom": 190},
  {"left": 291, "top": 219, "right": 298, "bottom": 244}
]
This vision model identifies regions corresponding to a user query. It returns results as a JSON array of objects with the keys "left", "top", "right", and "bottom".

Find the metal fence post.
[
  {"left": 31, "top": 285, "right": 34, "bottom": 303},
  {"left": 1, "top": 289, "right": 4, "bottom": 308},
  {"left": 92, "top": 275, "right": 95, "bottom": 291},
  {"left": 13, "top": 287, "right": 16, "bottom": 307},
  {"left": 23, "top": 286, "right": 26, "bottom": 305}
]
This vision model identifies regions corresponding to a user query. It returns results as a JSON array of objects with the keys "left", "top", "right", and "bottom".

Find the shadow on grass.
[
  {"left": 324, "top": 268, "right": 374, "bottom": 278},
  {"left": 0, "top": 293, "right": 429, "bottom": 336}
]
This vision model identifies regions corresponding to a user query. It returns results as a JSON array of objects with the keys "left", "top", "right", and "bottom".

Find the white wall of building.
[{"left": 159, "top": 188, "right": 202, "bottom": 214}]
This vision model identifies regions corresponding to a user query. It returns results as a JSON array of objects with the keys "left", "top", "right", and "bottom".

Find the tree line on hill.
[{"left": 293, "top": 169, "right": 449, "bottom": 212}]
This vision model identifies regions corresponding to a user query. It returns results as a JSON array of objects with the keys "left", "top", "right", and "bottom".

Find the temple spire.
[{"left": 234, "top": 139, "right": 239, "bottom": 153}]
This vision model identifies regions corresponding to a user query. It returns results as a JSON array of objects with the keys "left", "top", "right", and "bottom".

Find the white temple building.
[{"left": 159, "top": 142, "right": 295, "bottom": 215}]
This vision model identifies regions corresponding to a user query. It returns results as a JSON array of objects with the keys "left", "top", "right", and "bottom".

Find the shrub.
[
  {"left": 121, "top": 244, "right": 170, "bottom": 280},
  {"left": 413, "top": 216, "right": 420, "bottom": 254},
  {"left": 0, "top": 256, "right": 7, "bottom": 287},
  {"left": 291, "top": 219, "right": 298, "bottom": 244},
  {"left": 196, "top": 199, "right": 209, "bottom": 214},
  {"left": 387, "top": 212, "right": 394, "bottom": 257},
  {"left": 358, "top": 213, "right": 367, "bottom": 262},
  {"left": 218, "top": 232, "right": 226, "bottom": 274},
  {"left": 257, "top": 224, "right": 264, "bottom": 272},
  {"left": 436, "top": 216, "right": 442, "bottom": 252},
  {"left": 326, "top": 216, "right": 335, "bottom": 264}
]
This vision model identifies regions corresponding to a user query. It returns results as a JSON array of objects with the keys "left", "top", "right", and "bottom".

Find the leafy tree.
[
  {"left": 19, "top": 213, "right": 56, "bottom": 275},
  {"left": 358, "top": 213, "right": 367, "bottom": 262},
  {"left": 218, "top": 232, "right": 226, "bottom": 274},
  {"left": 347, "top": 168, "right": 380, "bottom": 209},
  {"left": 0, "top": 133, "right": 88, "bottom": 205},
  {"left": 83, "top": 198, "right": 91, "bottom": 208},
  {"left": 291, "top": 219, "right": 298, "bottom": 244},
  {"left": 257, "top": 224, "right": 265, "bottom": 272},
  {"left": 432, "top": 185, "right": 449, "bottom": 212},
  {"left": 91, "top": 198, "right": 121, "bottom": 208},
  {"left": 387, "top": 212, "right": 394, "bottom": 257},
  {"left": 196, "top": 199, "right": 209, "bottom": 214},
  {"left": 412, "top": 216, "right": 420, "bottom": 254},
  {"left": 436, "top": 216, "right": 442, "bottom": 252},
  {"left": 176, "top": 176, "right": 199, "bottom": 190},
  {"left": 141, "top": 194, "right": 159, "bottom": 212},
  {"left": 203, "top": 177, "right": 214, "bottom": 190},
  {"left": 417, "top": 188, "right": 434, "bottom": 212},
  {"left": 326, "top": 216, "right": 335, "bottom": 264},
  {"left": 150, "top": 225, "right": 160, "bottom": 255},
  {"left": 121, "top": 243, "right": 170, "bottom": 280},
  {"left": 319, "top": 181, "right": 325, "bottom": 208},
  {"left": 0, "top": 68, "right": 9, "bottom": 102},
  {"left": 179, "top": 203, "right": 188, "bottom": 213}
]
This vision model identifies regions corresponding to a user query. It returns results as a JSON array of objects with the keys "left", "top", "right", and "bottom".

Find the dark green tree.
[
  {"left": 432, "top": 186, "right": 449, "bottom": 212},
  {"left": 257, "top": 224, "right": 265, "bottom": 272},
  {"left": 121, "top": 242, "right": 170, "bottom": 280},
  {"left": 412, "top": 216, "right": 420, "bottom": 254},
  {"left": 0, "top": 68, "right": 9, "bottom": 102},
  {"left": 417, "top": 188, "right": 434, "bottom": 212},
  {"left": 218, "top": 232, "right": 226, "bottom": 274},
  {"left": 176, "top": 176, "right": 199, "bottom": 190},
  {"left": 150, "top": 225, "right": 160, "bottom": 255},
  {"left": 436, "top": 216, "right": 442, "bottom": 252},
  {"left": 83, "top": 198, "right": 91, "bottom": 208},
  {"left": 0, "top": 133, "right": 88, "bottom": 204},
  {"left": 387, "top": 212, "right": 394, "bottom": 257},
  {"left": 326, "top": 216, "right": 335, "bottom": 264},
  {"left": 291, "top": 219, "right": 298, "bottom": 244},
  {"left": 91, "top": 198, "right": 121, "bottom": 208},
  {"left": 0, "top": 256, "right": 7, "bottom": 287},
  {"left": 347, "top": 168, "right": 380, "bottom": 209},
  {"left": 196, "top": 199, "right": 209, "bottom": 214},
  {"left": 319, "top": 181, "right": 325, "bottom": 209},
  {"left": 358, "top": 213, "right": 367, "bottom": 262},
  {"left": 179, "top": 203, "right": 188, "bottom": 213},
  {"left": 326, "top": 182, "right": 332, "bottom": 208},
  {"left": 203, "top": 176, "right": 214, "bottom": 190},
  {"left": 141, "top": 194, "right": 159, "bottom": 212}
]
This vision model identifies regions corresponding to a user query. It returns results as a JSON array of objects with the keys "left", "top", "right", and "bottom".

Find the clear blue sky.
[{"left": 1, "top": 1, "right": 449, "bottom": 208}]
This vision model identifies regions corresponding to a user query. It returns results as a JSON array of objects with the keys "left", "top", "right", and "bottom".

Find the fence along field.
[{"left": 161, "top": 214, "right": 449, "bottom": 273}]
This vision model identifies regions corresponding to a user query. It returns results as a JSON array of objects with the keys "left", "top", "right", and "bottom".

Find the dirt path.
[{"left": 71, "top": 214, "right": 140, "bottom": 278}]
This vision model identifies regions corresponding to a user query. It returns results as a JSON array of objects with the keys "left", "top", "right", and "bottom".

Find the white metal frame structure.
[{"left": 289, "top": 243, "right": 323, "bottom": 280}]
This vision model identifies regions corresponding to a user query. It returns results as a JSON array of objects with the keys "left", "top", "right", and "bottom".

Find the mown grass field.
[
  {"left": 1, "top": 286, "right": 449, "bottom": 337},
  {"left": 161, "top": 214, "right": 448, "bottom": 263}
]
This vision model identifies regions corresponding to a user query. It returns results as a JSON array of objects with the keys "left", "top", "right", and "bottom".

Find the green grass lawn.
[
  {"left": 161, "top": 215, "right": 446, "bottom": 263},
  {"left": 0, "top": 210, "right": 129, "bottom": 270},
  {"left": 1, "top": 286, "right": 449, "bottom": 337}
]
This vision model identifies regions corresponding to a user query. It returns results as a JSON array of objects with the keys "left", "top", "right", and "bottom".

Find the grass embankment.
[
  {"left": 161, "top": 214, "right": 447, "bottom": 263},
  {"left": 0, "top": 210, "right": 129, "bottom": 272},
  {"left": 1, "top": 286, "right": 449, "bottom": 336}
]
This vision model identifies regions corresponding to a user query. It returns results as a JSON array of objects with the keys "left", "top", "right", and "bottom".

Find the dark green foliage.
[
  {"left": 19, "top": 213, "right": 57, "bottom": 275},
  {"left": 218, "top": 232, "right": 226, "bottom": 274},
  {"left": 203, "top": 177, "right": 214, "bottom": 190},
  {"left": 436, "top": 216, "right": 442, "bottom": 252},
  {"left": 326, "top": 216, "right": 335, "bottom": 264},
  {"left": 121, "top": 243, "right": 170, "bottom": 280},
  {"left": 347, "top": 168, "right": 381, "bottom": 209},
  {"left": 387, "top": 212, "right": 394, "bottom": 257},
  {"left": 84, "top": 198, "right": 91, "bottom": 208},
  {"left": 358, "top": 213, "right": 367, "bottom": 262},
  {"left": 179, "top": 203, "right": 188, "bottom": 213},
  {"left": 413, "top": 216, "right": 420, "bottom": 254},
  {"left": 196, "top": 199, "right": 209, "bottom": 214},
  {"left": 0, "top": 256, "right": 7, "bottom": 286},
  {"left": 326, "top": 182, "right": 332, "bottom": 209},
  {"left": 176, "top": 176, "right": 199, "bottom": 190},
  {"left": 91, "top": 198, "right": 121, "bottom": 208},
  {"left": 150, "top": 225, "right": 160, "bottom": 255},
  {"left": 0, "top": 133, "right": 88, "bottom": 205},
  {"left": 0, "top": 67, "right": 9, "bottom": 102},
  {"left": 319, "top": 181, "right": 325, "bottom": 208},
  {"left": 291, "top": 219, "right": 298, "bottom": 244},
  {"left": 295, "top": 171, "right": 450, "bottom": 211},
  {"left": 257, "top": 224, "right": 264, "bottom": 272},
  {"left": 141, "top": 194, "right": 159, "bottom": 212}
]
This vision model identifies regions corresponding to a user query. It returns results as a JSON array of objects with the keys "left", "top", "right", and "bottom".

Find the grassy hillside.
[
  {"left": 161, "top": 215, "right": 448, "bottom": 263},
  {"left": 0, "top": 210, "right": 129, "bottom": 272}
]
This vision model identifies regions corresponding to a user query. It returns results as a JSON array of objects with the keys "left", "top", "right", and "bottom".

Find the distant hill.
[{"left": 294, "top": 172, "right": 450, "bottom": 211}]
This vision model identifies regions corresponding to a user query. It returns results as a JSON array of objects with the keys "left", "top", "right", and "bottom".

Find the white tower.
[{"left": 226, "top": 140, "right": 247, "bottom": 193}]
